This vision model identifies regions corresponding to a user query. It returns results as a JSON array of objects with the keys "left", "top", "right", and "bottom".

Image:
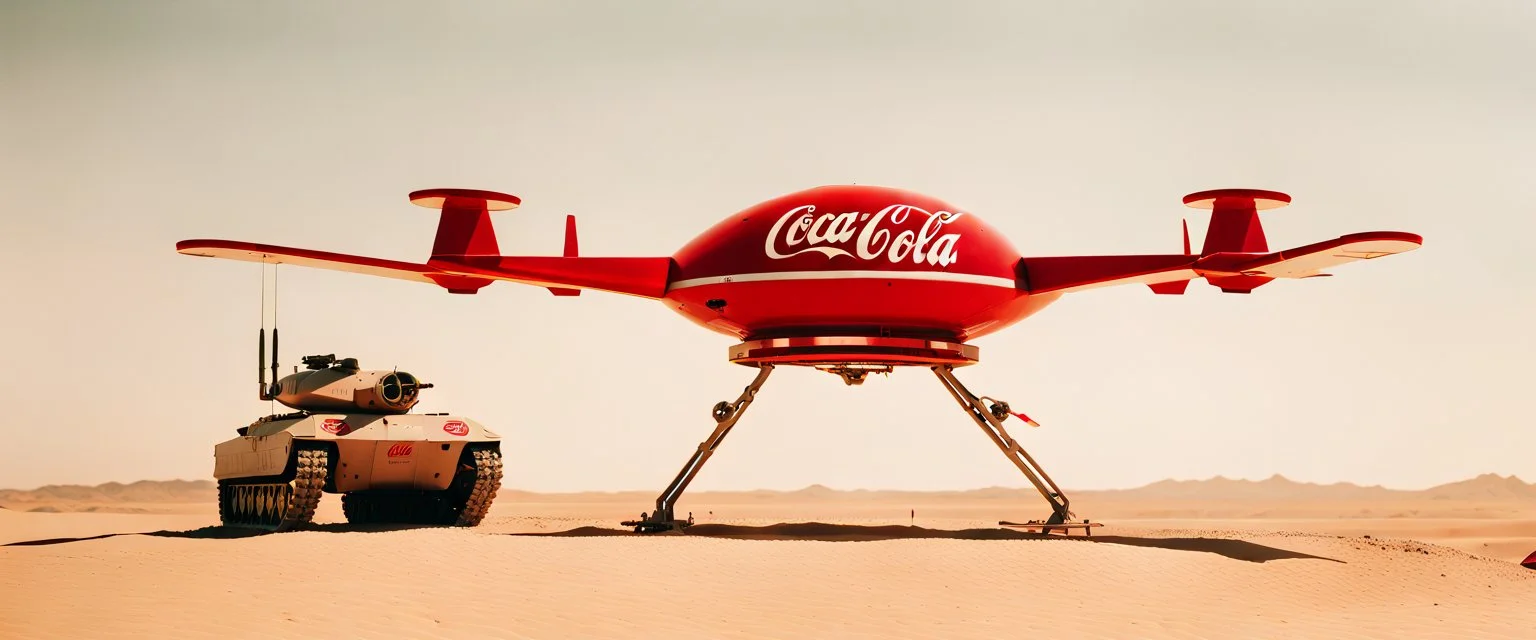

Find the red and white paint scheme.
[
  {"left": 176, "top": 183, "right": 1422, "bottom": 532},
  {"left": 176, "top": 184, "right": 1420, "bottom": 351},
  {"left": 442, "top": 421, "right": 469, "bottom": 437}
]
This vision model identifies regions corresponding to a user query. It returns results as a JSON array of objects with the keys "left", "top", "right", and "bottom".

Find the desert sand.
[{"left": 3, "top": 476, "right": 1534, "bottom": 639}]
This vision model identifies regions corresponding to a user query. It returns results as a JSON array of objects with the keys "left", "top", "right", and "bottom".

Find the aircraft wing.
[
  {"left": 1019, "top": 254, "right": 1198, "bottom": 294},
  {"left": 1196, "top": 232, "right": 1422, "bottom": 279},
  {"left": 1019, "top": 231, "right": 1421, "bottom": 295},
  {"left": 177, "top": 240, "right": 440, "bottom": 284},
  {"left": 176, "top": 239, "right": 674, "bottom": 299}
]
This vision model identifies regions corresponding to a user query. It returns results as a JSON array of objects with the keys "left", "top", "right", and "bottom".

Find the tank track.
[
  {"left": 455, "top": 448, "right": 503, "bottom": 526},
  {"left": 218, "top": 449, "right": 327, "bottom": 532},
  {"left": 339, "top": 448, "right": 502, "bottom": 526}
]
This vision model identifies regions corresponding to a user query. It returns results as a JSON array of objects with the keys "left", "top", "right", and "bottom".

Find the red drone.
[{"left": 178, "top": 184, "right": 1422, "bottom": 533}]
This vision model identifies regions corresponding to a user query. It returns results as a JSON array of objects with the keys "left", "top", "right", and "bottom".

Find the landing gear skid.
[{"left": 621, "top": 361, "right": 1090, "bottom": 533}]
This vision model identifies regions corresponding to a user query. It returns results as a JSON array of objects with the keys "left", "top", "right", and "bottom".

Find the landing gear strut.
[
  {"left": 623, "top": 364, "right": 775, "bottom": 532},
  {"left": 932, "top": 364, "right": 1074, "bottom": 525},
  {"left": 622, "top": 356, "right": 1082, "bottom": 533}
]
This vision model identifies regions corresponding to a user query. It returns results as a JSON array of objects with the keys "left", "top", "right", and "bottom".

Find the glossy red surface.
[{"left": 665, "top": 185, "right": 1040, "bottom": 340}]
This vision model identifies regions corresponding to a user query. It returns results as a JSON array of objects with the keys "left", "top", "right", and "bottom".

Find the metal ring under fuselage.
[{"left": 727, "top": 335, "right": 979, "bottom": 367}]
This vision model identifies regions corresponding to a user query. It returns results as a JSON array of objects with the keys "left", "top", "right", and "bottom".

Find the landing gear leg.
[
  {"left": 933, "top": 365, "right": 1077, "bottom": 528},
  {"left": 623, "top": 364, "right": 775, "bottom": 533}
]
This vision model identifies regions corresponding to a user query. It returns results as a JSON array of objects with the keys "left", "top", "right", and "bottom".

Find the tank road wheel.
[{"left": 217, "top": 449, "right": 329, "bottom": 532}]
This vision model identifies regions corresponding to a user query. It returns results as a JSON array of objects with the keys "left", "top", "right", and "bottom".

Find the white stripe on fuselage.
[{"left": 667, "top": 270, "right": 1018, "bottom": 291}]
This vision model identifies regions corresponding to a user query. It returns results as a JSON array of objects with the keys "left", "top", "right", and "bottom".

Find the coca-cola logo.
[
  {"left": 443, "top": 421, "right": 469, "bottom": 436},
  {"left": 765, "top": 204, "right": 963, "bottom": 267},
  {"left": 321, "top": 419, "right": 349, "bottom": 435},
  {"left": 386, "top": 443, "right": 414, "bottom": 458}
]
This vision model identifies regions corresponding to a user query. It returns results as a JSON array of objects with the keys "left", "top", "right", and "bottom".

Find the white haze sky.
[{"left": 1, "top": 1, "right": 1532, "bottom": 493}]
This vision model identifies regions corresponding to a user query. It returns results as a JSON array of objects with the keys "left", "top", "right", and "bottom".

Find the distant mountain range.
[
  {"left": 0, "top": 479, "right": 214, "bottom": 507},
  {"left": 2, "top": 473, "right": 1532, "bottom": 508},
  {"left": 1086, "top": 473, "right": 1536, "bottom": 502}
]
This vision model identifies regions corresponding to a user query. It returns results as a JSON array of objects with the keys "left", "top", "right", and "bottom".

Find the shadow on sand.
[
  {"left": 515, "top": 522, "right": 1344, "bottom": 564},
  {"left": 6, "top": 522, "right": 1342, "bottom": 564},
  {"left": 2, "top": 523, "right": 438, "bottom": 547}
]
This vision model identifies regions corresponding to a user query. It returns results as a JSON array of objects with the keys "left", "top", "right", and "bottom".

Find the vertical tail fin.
[
  {"left": 548, "top": 214, "right": 581, "bottom": 296},
  {"left": 1148, "top": 219, "right": 1193, "bottom": 295}
]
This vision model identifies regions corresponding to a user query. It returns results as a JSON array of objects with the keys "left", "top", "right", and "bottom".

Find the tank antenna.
[
  {"left": 270, "top": 263, "right": 280, "bottom": 401},
  {"left": 258, "top": 262, "right": 267, "bottom": 400},
  {"left": 257, "top": 261, "right": 281, "bottom": 402}
]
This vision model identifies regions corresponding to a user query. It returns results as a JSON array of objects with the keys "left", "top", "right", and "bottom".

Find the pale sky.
[{"left": 2, "top": 1, "right": 1532, "bottom": 493}]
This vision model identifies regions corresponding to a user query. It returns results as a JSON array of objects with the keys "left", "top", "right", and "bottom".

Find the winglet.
[
  {"left": 548, "top": 214, "right": 582, "bottom": 296},
  {"left": 563, "top": 215, "right": 578, "bottom": 258},
  {"left": 1147, "top": 218, "right": 1193, "bottom": 295}
]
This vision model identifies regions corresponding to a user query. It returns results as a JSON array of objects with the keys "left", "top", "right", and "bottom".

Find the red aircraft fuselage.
[{"left": 666, "top": 185, "right": 1052, "bottom": 341}]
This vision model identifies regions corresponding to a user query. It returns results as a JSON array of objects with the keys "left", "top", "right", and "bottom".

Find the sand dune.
[
  {"left": 3, "top": 509, "right": 1534, "bottom": 640},
  {"left": 3, "top": 477, "right": 1534, "bottom": 639}
]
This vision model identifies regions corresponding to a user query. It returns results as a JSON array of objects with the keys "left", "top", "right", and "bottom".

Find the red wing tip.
[
  {"left": 1182, "top": 188, "right": 1292, "bottom": 210},
  {"left": 1338, "top": 231, "right": 1423, "bottom": 246},
  {"left": 176, "top": 239, "right": 238, "bottom": 253},
  {"left": 408, "top": 188, "right": 521, "bottom": 211}
]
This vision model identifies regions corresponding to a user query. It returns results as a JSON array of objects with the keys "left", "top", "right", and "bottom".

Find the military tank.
[{"left": 215, "top": 351, "right": 502, "bottom": 531}]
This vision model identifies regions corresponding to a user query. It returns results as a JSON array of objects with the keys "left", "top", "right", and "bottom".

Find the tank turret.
[{"left": 269, "top": 354, "right": 432, "bottom": 414}]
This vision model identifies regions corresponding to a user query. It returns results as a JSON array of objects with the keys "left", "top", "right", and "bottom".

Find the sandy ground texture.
[{"left": 3, "top": 478, "right": 1535, "bottom": 640}]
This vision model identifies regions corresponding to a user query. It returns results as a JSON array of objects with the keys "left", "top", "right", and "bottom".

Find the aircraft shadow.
[
  {"left": 2, "top": 523, "right": 441, "bottom": 546},
  {"left": 7, "top": 521, "right": 1342, "bottom": 564},
  {"left": 516, "top": 522, "right": 1344, "bottom": 564}
]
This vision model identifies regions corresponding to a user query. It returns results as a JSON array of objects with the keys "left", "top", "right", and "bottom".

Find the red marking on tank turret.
[
  {"left": 321, "top": 419, "right": 349, "bottom": 435},
  {"left": 443, "top": 421, "right": 469, "bottom": 436}
]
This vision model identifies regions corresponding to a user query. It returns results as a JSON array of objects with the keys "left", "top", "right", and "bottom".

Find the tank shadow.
[
  {"left": 515, "top": 522, "right": 1343, "bottom": 564},
  {"left": 3, "top": 523, "right": 445, "bottom": 546}
]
